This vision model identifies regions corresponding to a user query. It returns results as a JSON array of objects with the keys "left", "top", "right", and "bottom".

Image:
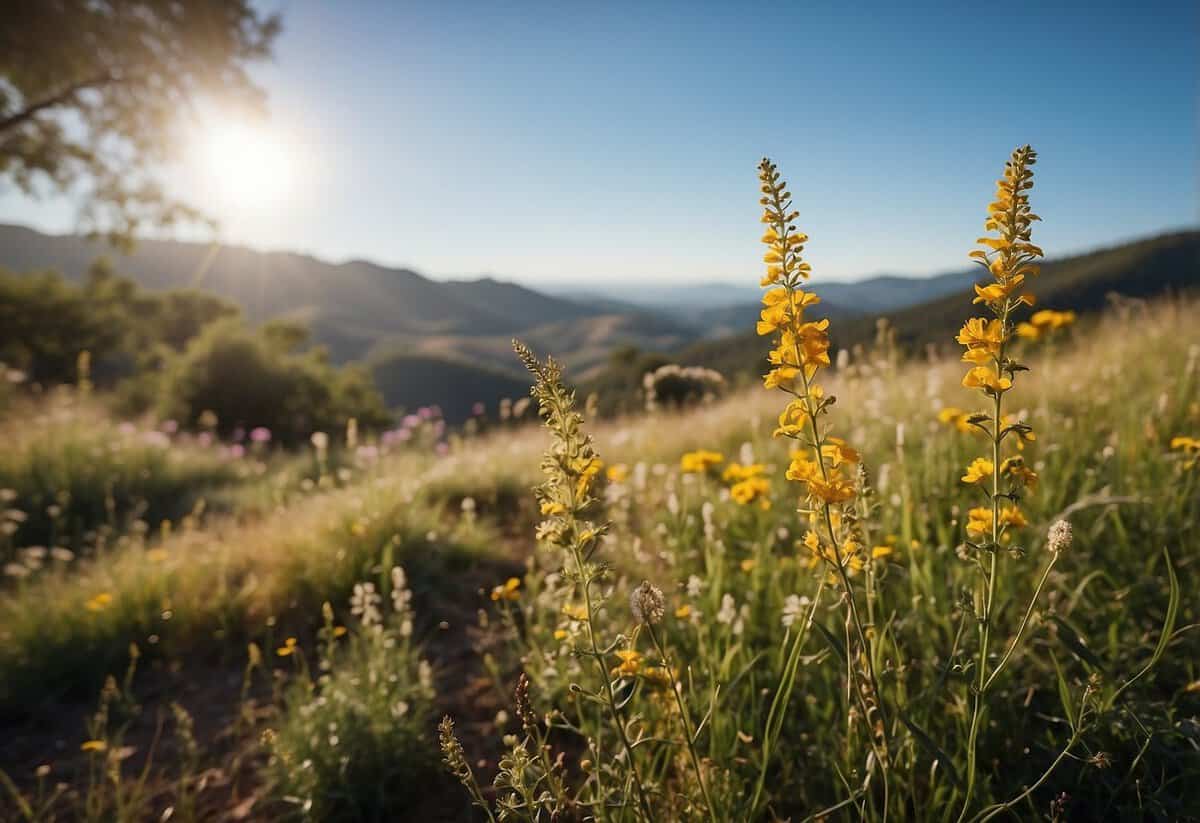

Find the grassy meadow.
[{"left": 0, "top": 286, "right": 1195, "bottom": 820}]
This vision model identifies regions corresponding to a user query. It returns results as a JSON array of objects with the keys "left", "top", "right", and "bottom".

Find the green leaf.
[
  {"left": 812, "top": 621, "right": 847, "bottom": 664},
  {"left": 1050, "top": 615, "right": 1106, "bottom": 673},
  {"left": 1050, "top": 651, "right": 1077, "bottom": 731},
  {"left": 899, "top": 710, "right": 963, "bottom": 789}
]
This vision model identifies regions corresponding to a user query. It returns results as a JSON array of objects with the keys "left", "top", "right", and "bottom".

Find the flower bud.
[
  {"left": 629, "top": 580, "right": 665, "bottom": 625},
  {"left": 1047, "top": 519, "right": 1073, "bottom": 554}
]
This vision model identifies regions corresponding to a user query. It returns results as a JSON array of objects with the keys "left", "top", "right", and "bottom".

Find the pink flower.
[{"left": 250, "top": 427, "right": 272, "bottom": 443}]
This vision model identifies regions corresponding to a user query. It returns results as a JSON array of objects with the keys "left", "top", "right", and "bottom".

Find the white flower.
[
  {"left": 350, "top": 582, "right": 382, "bottom": 627},
  {"left": 717, "top": 594, "right": 737, "bottom": 625},
  {"left": 686, "top": 574, "right": 703, "bottom": 599},
  {"left": 390, "top": 566, "right": 412, "bottom": 613},
  {"left": 1047, "top": 520, "right": 1073, "bottom": 554},
  {"left": 781, "top": 594, "right": 811, "bottom": 628}
]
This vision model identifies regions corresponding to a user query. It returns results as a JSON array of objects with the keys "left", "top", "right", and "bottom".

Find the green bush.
[{"left": 153, "top": 318, "right": 390, "bottom": 444}]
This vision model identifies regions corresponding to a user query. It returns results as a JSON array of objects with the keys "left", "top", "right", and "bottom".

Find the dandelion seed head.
[{"left": 629, "top": 580, "right": 665, "bottom": 625}]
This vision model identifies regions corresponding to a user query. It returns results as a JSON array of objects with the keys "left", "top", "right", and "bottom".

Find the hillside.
[
  {"left": 0, "top": 224, "right": 618, "bottom": 363},
  {"left": 671, "top": 229, "right": 1200, "bottom": 384}
]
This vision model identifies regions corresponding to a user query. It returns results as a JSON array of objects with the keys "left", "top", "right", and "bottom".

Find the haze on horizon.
[{"left": 0, "top": 0, "right": 1194, "bottom": 287}]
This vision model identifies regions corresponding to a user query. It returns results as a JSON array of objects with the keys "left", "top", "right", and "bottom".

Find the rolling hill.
[
  {"left": 0, "top": 224, "right": 648, "bottom": 364},
  {"left": 586, "top": 229, "right": 1200, "bottom": 409}
]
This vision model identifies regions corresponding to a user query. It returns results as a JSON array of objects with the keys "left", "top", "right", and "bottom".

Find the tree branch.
[{"left": 0, "top": 73, "right": 114, "bottom": 134}]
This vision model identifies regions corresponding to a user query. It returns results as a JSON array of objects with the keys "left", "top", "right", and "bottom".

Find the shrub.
[{"left": 153, "top": 318, "right": 390, "bottom": 444}]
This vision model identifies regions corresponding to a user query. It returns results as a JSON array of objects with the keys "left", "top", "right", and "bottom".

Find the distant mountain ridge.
[{"left": 0, "top": 224, "right": 610, "bottom": 364}]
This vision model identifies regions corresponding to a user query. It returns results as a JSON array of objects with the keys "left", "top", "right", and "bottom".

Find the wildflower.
[
  {"left": 781, "top": 594, "right": 809, "bottom": 628},
  {"left": 740, "top": 558, "right": 757, "bottom": 572},
  {"left": 730, "top": 476, "right": 772, "bottom": 508},
  {"left": 350, "top": 582, "right": 382, "bottom": 626},
  {"left": 276, "top": 637, "right": 298, "bottom": 657},
  {"left": 562, "top": 602, "right": 588, "bottom": 621},
  {"left": 1000, "top": 456, "right": 1039, "bottom": 491},
  {"left": 1017, "top": 309, "right": 1076, "bottom": 341},
  {"left": 249, "top": 426, "right": 272, "bottom": 443},
  {"left": 961, "top": 458, "right": 995, "bottom": 485},
  {"left": 606, "top": 463, "right": 630, "bottom": 483},
  {"left": 681, "top": 450, "right": 724, "bottom": 474},
  {"left": 85, "top": 592, "right": 113, "bottom": 612},
  {"left": 391, "top": 566, "right": 412, "bottom": 613},
  {"left": 1171, "top": 436, "right": 1200, "bottom": 469},
  {"left": 1047, "top": 520, "right": 1073, "bottom": 554},
  {"left": 871, "top": 545, "right": 895, "bottom": 560},
  {"left": 490, "top": 577, "right": 521, "bottom": 602},
  {"left": 675, "top": 604, "right": 692, "bottom": 619},
  {"left": 80, "top": 740, "right": 107, "bottom": 753},
  {"left": 722, "top": 462, "right": 766, "bottom": 483},
  {"left": 611, "top": 649, "right": 642, "bottom": 677},
  {"left": 630, "top": 580, "right": 665, "bottom": 625},
  {"left": 716, "top": 594, "right": 737, "bottom": 625}
]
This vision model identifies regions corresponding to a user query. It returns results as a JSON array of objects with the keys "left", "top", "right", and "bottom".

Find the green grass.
[{"left": 0, "top": 296, "right": 1196, "bottom": 820}]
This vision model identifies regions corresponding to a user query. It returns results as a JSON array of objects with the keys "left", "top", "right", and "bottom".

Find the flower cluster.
[
  {"left": 723, "top": 462, "right": 771, "bottom": 508},
  {"left": 756, "top": 158, "right": 857, "bottom": 517},
  {"left": 680, "top": 449, "right": 724, "bottom": 474},
  {"left": 1017, "top": 308, "right": 1076, "bottom": 341},
  {"left": 958, "top": 145, "right": 1044, "bottom": 541}
]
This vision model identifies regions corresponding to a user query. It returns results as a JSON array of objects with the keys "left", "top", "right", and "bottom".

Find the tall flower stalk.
[
  {"left": 513, "top": 340, "right": 654, "bottom": 820},
  {"left": 754, "top": 158, "right": 891, "bottom": 811},
  {"left": 955, "top": 145, "right": 1046, "bottom": 821}
]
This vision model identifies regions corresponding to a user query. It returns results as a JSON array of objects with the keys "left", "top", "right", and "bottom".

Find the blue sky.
[{"left": 1, "top": 0, "right": 1195, "bottom": 285}]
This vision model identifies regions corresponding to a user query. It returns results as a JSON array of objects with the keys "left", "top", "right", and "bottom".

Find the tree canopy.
[{"left": 0, "top": 1, "right": 280, "bottom": 243}]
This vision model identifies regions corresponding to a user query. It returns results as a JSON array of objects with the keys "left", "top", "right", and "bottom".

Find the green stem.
[{"left": 647, "top": 624, "right": 717, "bottom": 823}]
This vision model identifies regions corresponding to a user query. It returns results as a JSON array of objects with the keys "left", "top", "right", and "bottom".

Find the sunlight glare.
[{"left": 197, "top": 122, "right": 293, "bottom": 206}]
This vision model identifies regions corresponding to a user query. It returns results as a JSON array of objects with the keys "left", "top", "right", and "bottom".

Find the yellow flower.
[
  {"left": 740, "top": 558, "right": 757, "bottom": 572},
  {"left": 723, "top": 462, "right": 766, "bottom": 482},
  {"left": 276, "top": 637, "right": 298, "bottom": 657},
  {"left": 966, "top": 507, "right": 993, "bottom": 537},
  {"left": 611, "top": 649, "right": 642, "bottom": 677},
  {"left": 956, "top": 318, "right": 1004, "bottom": 354},
  {"left": 490, "top": 577, "right": 522, "bottom": 602},
  {"left": 999, "top": 506, "right": 1027, "bottom": 529},
  {"left": 562, "top": 602, "right": 588, "bottom": 621},
  {"left": 332, "top": 626, "right": 348, "bottom": 637},
  {"left": 574, "top": 457, "right": 603, "bottom": 497},
  {"left": 785, "top": 452, "right": 820, "bottom": 482},
  {"left": 730, "top": 476, "right": 772, "bottom": 508},
  {"left": 961, "top": 457, "right": 994, "bottom": 485},
  {"left": 605, "top": 463, "right": 629, "bottom": 483},
  {"left": 85, "top": 592, "right": 113, "bottom": 612},
  {"left": 806, "top": 473, "right": 856, "bottom": 505},
  {"left": 1000, "top": 457, "right": 1039, "bottom": 491},
  {"left": 938, "top": 407, "right": 973, "bottom": 433},
  {"left": 675, "top": 604, "right": 692, "bottom": 619},
  {"left": 540, "top": 501, "right": 566, "bottom": 516},
  {"left": 680, "top": 450, "right": 724, "bottom": 474},
  {"left": 553, "top": 629, "right": 568, "bottom": 640},
  {"left": 871, "top": 545, "right": 894, "bottom": 560},
  {"left": 821, "top": 437, "right": 860, "bottom": 467},
  {"left": 962, "top": 366, "right": 1012, "bottom": 393},
  {"left": 80, "top": 740, "right": 107, "bottom": 753}
]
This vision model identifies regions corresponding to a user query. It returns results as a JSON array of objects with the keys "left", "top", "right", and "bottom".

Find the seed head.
[
  {"left": 1047, "top": 519, "right": 1073, "bottom": 554},
  {"left": 630, "top": 580, "right": 665, "bottom": 625}
]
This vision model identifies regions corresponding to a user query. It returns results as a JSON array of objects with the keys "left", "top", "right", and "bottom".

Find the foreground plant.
[{"left": 751, "top": 157, "right": 891, "bottom": 815}]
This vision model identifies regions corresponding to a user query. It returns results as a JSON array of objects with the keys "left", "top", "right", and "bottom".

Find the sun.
[{"left": 196, "top": 122, "right": 293, "bottom": 206}]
